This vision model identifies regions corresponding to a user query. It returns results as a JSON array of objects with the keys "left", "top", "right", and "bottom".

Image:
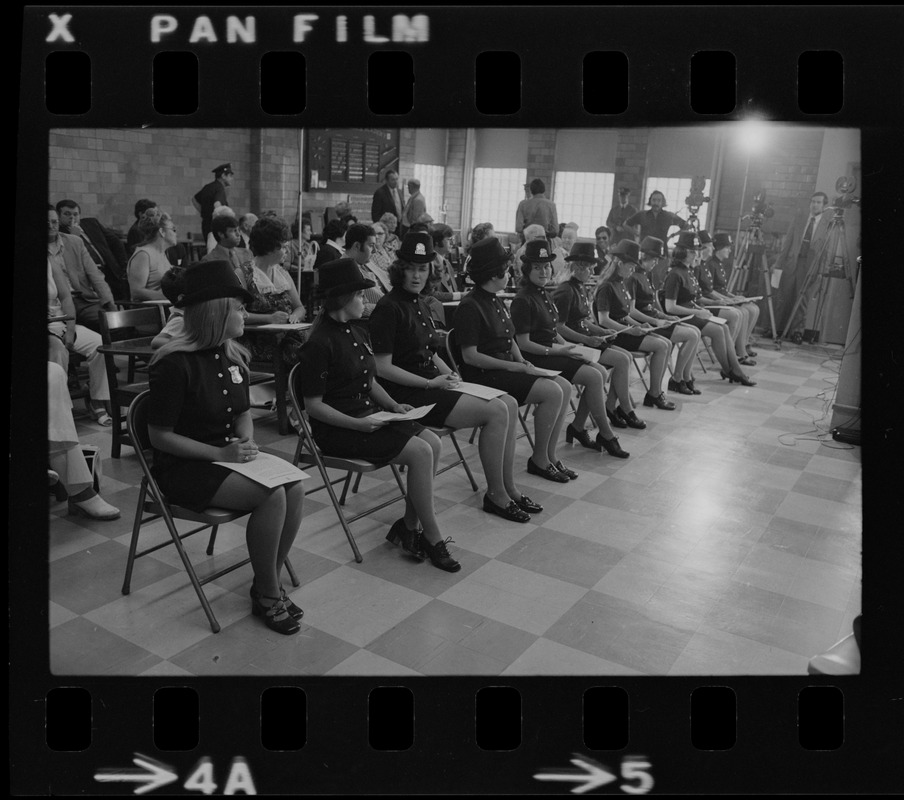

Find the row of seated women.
[{"left": 141, "top": 225, "right": 761, "bottom": 636}]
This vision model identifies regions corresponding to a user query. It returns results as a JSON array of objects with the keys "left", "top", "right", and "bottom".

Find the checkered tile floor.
[{"left": 49, "top": 340, "right": 861, "bottom": 676}]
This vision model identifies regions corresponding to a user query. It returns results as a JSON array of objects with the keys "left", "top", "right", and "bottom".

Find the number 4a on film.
[{"left": 95, "top": 754, "right": 256, "bottom": 795}]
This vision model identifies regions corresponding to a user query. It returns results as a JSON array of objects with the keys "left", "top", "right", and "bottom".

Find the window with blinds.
[
  {"left": 643, "top": 176, "right": 711, "bottom": 231},
  {"left": 471, "top": 167, "right": 527, "bottom": 233},
  {"left": 553, "top": 171, "right": 616, "bottom": 236}
]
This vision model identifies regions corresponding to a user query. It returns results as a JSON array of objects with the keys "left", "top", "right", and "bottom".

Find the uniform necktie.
[
  {"left": 799, "top": 216, "right": 815, "bottom": 259},
  {"left": 80, "top": 234, "right": 104, "bottom": 267}
]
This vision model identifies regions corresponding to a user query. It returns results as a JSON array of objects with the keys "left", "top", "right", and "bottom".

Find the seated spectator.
[
  {"left": 237, "top": 212, "right": 258, "bottom": 249},
  {"left": 47, "top": 205, "right": 116, "bottom": 333},
  {"left": 48, "top": 256, "right": 112, "bottom": 425},
  {"left": 370, "top": 221, "right": 394, "bottom": 278},
  {"left": 48, "top": 361, "right": 120, "bottom": 520},
  {"left": 513, "top": 224, "right": 547, "bottom": 262},
  {"left": 56, "top": 199, "right": 129, "bottom": 302},
  {"left": 206, "top": 206, "right": 237, "bottom": 254},
  {"left": 313, "top": 219, "right": 346, "bottom": 269},
  {"left": 468, "top": 222, "right": 495, "bottom": 247},
  {"left": 379, "top": 212, "right": 401, "bottom": 253},
  {"left": 127, "top": 213, "right": 178, "bottom": 301},
  {"left": 150, "top": 267, "right": 187, "bottom": 349},
  {"left": 203, "top": 214, "right": 251, "bottom": 268},
  {"left": 235, "top": 216, "right": 307, "bottom": 366},
  {"left": 344, "top": 223, "right": 385, "bottom": 317},
  {"left": 552, "top": 223, "right": 579, "bottom": 284},
  {"left": 429, "top": 225, "right": 463, "bottom": 302},
  {"left": 126, "top": 199, "right": 159, "bottom": 256}
]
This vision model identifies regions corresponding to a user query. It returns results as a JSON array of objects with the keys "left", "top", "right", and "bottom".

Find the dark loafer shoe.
[
  {"left": 514, "top": 494, "right": 543, "bottom": 513},
  {"left": 482, "top": 494, "right": 531, "bottom": 523},
  {"left": 606, "top": 408, "right": 628, "bottom": 429},
  {"left": 527, "top": 457, "right": 570, "bottom": 483},
  {"left": 643, "top": 392, "right": 677, "bottom": 410},
  {"left": 554, "top": 460, "right": 578, "bottom": 480}
]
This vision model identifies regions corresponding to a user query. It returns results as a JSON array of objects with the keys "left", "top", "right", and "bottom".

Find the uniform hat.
[
  {"left": 639, "top": 236, "right": 665, "bottom": 257},
  {"left": 465, "top": 236, "right": 510, "bottom": 278},
  {"left": 213, "top": 162, "right": 234, "bottom": 176},
  {"left": 174, "top": 260, "right": 252, "bottom": 308},
  {"left": 712, "top": 232, "right": 733, "bottom": 250},
  {"left": 315, "top": 258, "right": 376, "bottom": 298},
  {"left": 397, "top": 230, "right": 436, "bottom": 263},
  {"left": 565, "top": 241, "right": 603, "bottom": 265},
  {"left": 609, "top": 239, "right": 641, "bottom": 265},
  {"left": 697, "top": 230, "right": 713, "bottom": 245},
  {"left": 618, "top": 186, "right": 631, "bottom": 196},
  {"left": 674, "top": 231, "right": 702, "bottom": 250},
  {"left": 520, "top": 239, "right": 556, "bottom": 264}
]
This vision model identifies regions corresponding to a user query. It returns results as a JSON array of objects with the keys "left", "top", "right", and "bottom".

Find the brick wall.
[
  {"left": 612, "top": 129, "right": 650, "bottom": 210},
  {"left": 714, "top": 128, "right": 825, "bottom": 243},
  {"left": 443, "top": 129, "right": 467, "bottom": 233},
  {"left": 526, "top": 129, "right": 557, "bottom": 195}
]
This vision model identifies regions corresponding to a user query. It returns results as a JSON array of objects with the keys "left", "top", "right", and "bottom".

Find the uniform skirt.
[
  {"left": 522, "top": 352, "right": 584, "bottom": 381},
  {"left": 607, "top": 331, "right": 648, "bottom": 351},
  {"left": 311, "top": 414, "right": 425, "bottom": 461},
  {"left": 379, "top": 383, "right": 465, "bottom": 428},
  {"left": 459, "top": 365, "right": 541, "bottom": 405},
  {"left": 153, "top": 459, "right": 239, "bottom": 513}
]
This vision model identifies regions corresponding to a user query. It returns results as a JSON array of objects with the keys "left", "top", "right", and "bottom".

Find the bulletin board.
[{"left": 305, "top": 128, "right": 399, "bottom": 194}]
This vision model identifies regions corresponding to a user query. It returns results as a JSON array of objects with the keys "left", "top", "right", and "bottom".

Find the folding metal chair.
[
  {"left": 288, "top": 363, "right": 408, "bottom": 564},
  {"left": 123, "top": 391, "right": 299, "bottom": 633}
]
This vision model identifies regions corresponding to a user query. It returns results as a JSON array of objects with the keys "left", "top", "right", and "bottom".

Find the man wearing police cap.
[{"left": 193, "top": 162, "right": 234, "bottom": 240}]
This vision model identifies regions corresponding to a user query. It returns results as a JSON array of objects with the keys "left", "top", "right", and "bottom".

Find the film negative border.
[{"left": 13, "top": 4, "right": 903, "bottom": 796}]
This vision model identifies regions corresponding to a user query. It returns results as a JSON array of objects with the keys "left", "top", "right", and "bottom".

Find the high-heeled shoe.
[
  {"left": 88, "top": 405, "right": 113, "bottom": 426},
  {"left": 48, "top": 470, "right": 68, "bottom": 502},
  {"left": 554, "top": 461, "right": 578, "bottom": 480},
  {"left": 723, "top": 370, "right": 756, "bottom": 386},
  {"left": 606, "top": 407, "right": 628, "bottom": 429},
  {"left": 616, "top": 407, "right": 647, "bottom": 429},
  {"left": 514, "top": 494, "right": 543, "bottom": 514},
  {"left": 596, "top": 434, "right": 629, "bottom": 458},
  {"left": 68, "top": 494, "right": 120, "bottom": 520},
  {"left": 737, "top": 356, "right": 757, "bottom": 366},
  {"left": 421, "top": 537, "right": 461, "bottom": 572},
  {"left": 386, "top": 518, "right": 426, "bottom": 560},
  {"left": 643, "top": 392, "right": 676, "bottom": 410},
  {"left": 566, "top": 423, "right": 602, "bottom": 451},
  {"left": 527, "top": 457, "right": 570, "bottom": 483},
  {"left": 482, "top": 494, "right": 531, "bottom": 523},
  {"left": 251, "top": 583, "right": 303, "bottom": 620},
  {"left": 251, "top": 594, "right": 301, "bottom": 635}
]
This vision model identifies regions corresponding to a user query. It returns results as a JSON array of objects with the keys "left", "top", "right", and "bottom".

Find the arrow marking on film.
[
  {"left": 94, "top": 753, "right": 179, "bottom": 795},
  {"left": 534, "top": 755, "right": 618, "bottom": 794}
]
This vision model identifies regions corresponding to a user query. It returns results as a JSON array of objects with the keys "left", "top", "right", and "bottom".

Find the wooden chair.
[
  {"left": 99, "top": 307, "right": 164, "bottom": 458},
  {"left": 123, "top": 391, "right": 299, "bottom": 633},
  {"left": 288, "top": 363, "right": 407, "bottom": 564},
  {"left": 444, "top": 328, "right": 535, "bottom": 449}
]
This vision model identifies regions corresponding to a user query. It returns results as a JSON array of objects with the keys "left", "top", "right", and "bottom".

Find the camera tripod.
[
  {"left": 775, "top": 207, "right": 856, "bottom": 347},
  {"left": 727, "top": 223, "right": 778, "bottom": 340}
]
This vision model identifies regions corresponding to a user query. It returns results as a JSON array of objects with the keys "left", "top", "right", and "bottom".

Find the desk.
[{"left": 242, "top": 323, "right": 312, "bottom": 435}]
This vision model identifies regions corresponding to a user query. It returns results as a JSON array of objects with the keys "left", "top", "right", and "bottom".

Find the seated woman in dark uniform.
[
  {"left": 296, "top": 258, "right": 461, "bottom": 572},
  {"left": 627, "top": 236, "right": 704, "bottom": 395},
  {"left": 148, "top": 261, "right": 306, "bottom": 636},
  {"left": 662, "top": 232, "right": 756, "bottom": 387},
  {"left": 454, "top": 237, "right": 576, "bottom": 484},
  {"left": 699, "top": 231, "right": 760, "bottom": 364},
  {"left": 510, "top": 239, "right": 629, "bottom": 458},
  {"left": 552, "top": 242, "right": 647, "bottom": 431},
  {"left": 593, "top": 240, "right": 676, "bottom": 411},
  {"left": 369, "top": 231, "right": 542, "bottom": 523}
]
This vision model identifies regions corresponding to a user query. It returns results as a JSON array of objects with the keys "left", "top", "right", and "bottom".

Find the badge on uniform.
[
  {"left": 228, "top": 365, "right": 244, "bottom": 384},
  {"left": 363, "top": 340, "right": 374, "bottom": 355}
]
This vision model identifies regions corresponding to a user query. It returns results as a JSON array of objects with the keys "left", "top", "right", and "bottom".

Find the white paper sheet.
[{"left": 213, "top": 452, "right": 310, "bottom": 488}]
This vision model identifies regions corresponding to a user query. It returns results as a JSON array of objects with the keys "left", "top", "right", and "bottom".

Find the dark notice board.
[{"left": 306, "top": 129, "right": 399, "bottom": 194}]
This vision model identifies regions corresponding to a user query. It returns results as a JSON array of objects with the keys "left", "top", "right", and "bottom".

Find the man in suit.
[
  {"left": 47, "top": 205, "right": 117, "bottom": 332},
  {"left": 201, "top": 215, "right": 252, "bottom": 269},
  {"left": 401, "top": 178, "right": 426, "bottom": 236},
  {"left": 371, "top": 168, "right": 405, "bottom": 225},
  {"left": 605, "top": 187, "right": 638, "bottom": 243},
  {"left": 56, "top": 199, "right": 129, "bottom": 301},
  {"left": 773, "top": 191, "right": 832, "bottom": 339}
]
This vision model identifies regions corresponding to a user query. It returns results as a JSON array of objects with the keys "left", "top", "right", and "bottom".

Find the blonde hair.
[{"left": 151, "top": 297, "right": 249, "bottom": 369}]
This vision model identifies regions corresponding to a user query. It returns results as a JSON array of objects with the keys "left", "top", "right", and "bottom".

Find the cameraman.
[
  {"left": 625, "top": 191, "right": 687, "bottom": 290},
  {"left": 773, "top": 191, "right": 831, "bottom": 340}
]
